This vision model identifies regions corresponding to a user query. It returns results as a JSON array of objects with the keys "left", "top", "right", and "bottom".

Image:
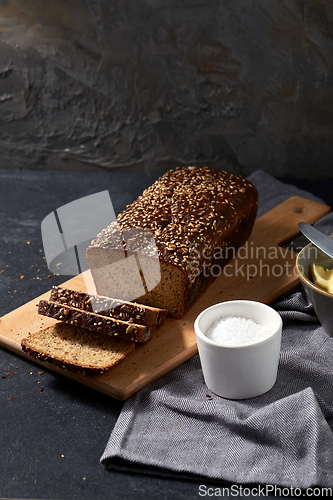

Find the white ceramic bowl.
[{"left": 194, "top": 300, "right": 282, "bottom": 399}]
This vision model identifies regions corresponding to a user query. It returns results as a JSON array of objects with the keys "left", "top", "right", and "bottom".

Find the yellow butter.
[{"left": 311, "top": 263, "right": 333, "bottom": 294}]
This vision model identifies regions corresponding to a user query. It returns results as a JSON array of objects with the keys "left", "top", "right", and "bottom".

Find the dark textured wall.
[{"left": 0, "top": 0, "right": 333, "bottom": 177}]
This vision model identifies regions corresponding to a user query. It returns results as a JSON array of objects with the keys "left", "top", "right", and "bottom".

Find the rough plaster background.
[{"left": 0, "top": 0, "right": 333, "bottom": 177}]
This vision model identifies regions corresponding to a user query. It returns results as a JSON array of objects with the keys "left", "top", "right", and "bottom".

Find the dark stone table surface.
[{"left": 0, "top": 167, "right": 332, "bottom": 500}]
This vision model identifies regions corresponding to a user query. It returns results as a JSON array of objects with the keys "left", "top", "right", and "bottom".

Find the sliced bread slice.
[
  {"left": 21, "top": 323, "right": 135, "bottom": 375},
  {"left": 38, "top": 300, "right": 154, "bottom": 343},
  {"left": 50, "top": 286, "right": 167, "bottom": 326}
]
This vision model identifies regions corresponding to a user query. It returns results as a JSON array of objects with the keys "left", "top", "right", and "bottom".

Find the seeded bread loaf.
[
  {"left": 50, "top": 286, "right": 167, "bottom": 327},
  {"left": 38, "top": 299, "right": 154, "bottom": 343},
  {"left": 21, "top": 323, "right": 135, "bottom": 375},
  {"left": 86, "top": 166, "right": 258, "bottom": 319}
]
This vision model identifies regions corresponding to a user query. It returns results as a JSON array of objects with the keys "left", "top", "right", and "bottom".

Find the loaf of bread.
[
  {"left": 21, "top": 323, "right": 135, "bottom": 375},
  {"left": 86, "top": 166, "right": 258, "bottom": 318},
  {"left": 50, "top": 286, "right": 167, "bottom": 327},
  {"left": 38, "top": 299, "right": 154, "bottom": 343}
]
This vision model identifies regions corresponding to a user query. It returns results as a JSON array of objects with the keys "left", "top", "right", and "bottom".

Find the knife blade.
[{"left": 298, "top": 222, "right": 333, "bottom": 259}]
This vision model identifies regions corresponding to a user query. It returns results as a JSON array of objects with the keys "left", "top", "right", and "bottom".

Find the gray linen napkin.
[{"left": 101, "top": 170, "right": 333, "bottom": 488}]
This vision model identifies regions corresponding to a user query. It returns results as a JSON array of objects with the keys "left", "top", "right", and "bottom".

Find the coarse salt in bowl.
[
  {"left": 194, "top": 300, "right": 282, "bottom": 399},
  {"left": 205, "top": 316, "right": 273, "bottom": 347}
]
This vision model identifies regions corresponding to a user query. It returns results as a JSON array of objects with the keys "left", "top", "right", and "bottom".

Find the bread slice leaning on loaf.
[
  {"left": 21, "top": 323, "right": 135, "bottom": 375},
  {"left": 50, "top": 286, "right": 167, "bottom": 327},
  {"left": 86, "top": 166, "right": 258, "bottom": 319}
]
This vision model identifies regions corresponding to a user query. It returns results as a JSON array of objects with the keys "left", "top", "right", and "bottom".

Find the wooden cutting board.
[{"left": 0, "top": 196, "right": 330, "bottom": 400}]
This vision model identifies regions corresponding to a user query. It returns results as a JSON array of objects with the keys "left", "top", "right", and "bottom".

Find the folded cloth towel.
[{"left": 101, "top": 170, "right": 333, "bottom": 488}]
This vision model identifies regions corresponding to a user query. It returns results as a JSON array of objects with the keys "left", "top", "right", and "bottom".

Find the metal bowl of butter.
[{"left": 296, "top": 237, "right": 333, "bottom": 337}]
